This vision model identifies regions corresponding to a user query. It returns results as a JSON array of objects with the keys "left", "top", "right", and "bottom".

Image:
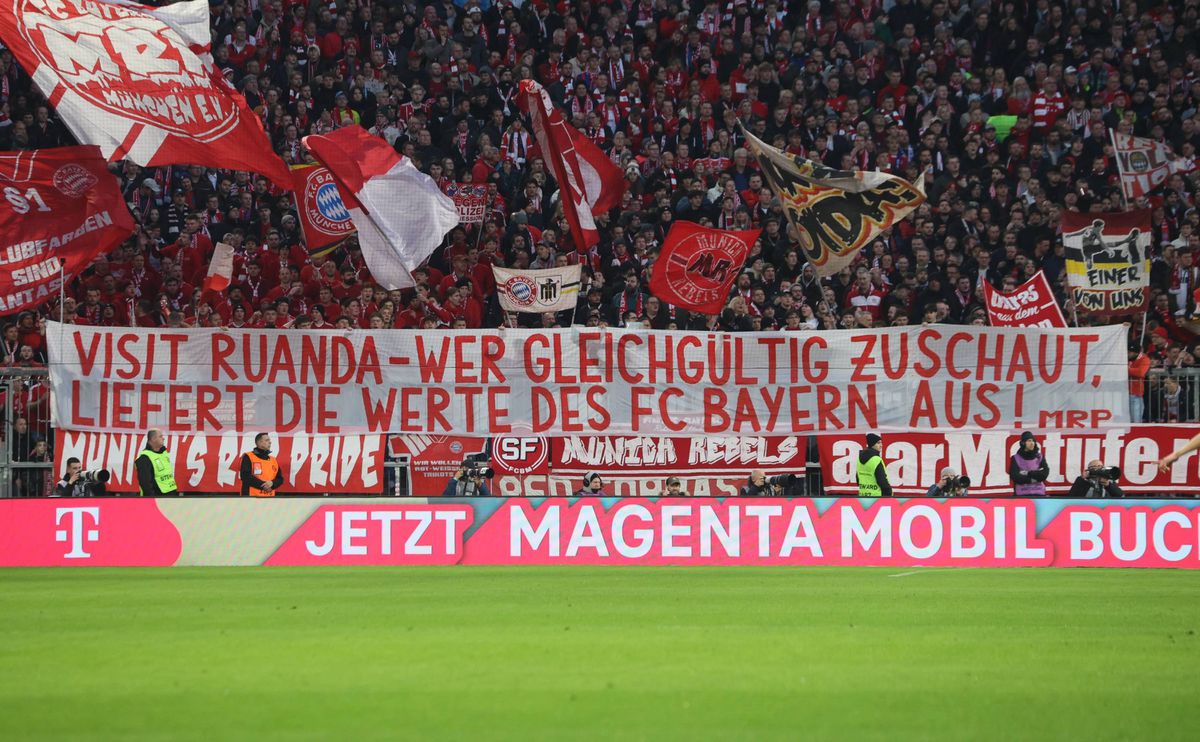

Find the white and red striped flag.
[
  {"left": 304, "top": 127, "right": 459, "bottom": 289},
  {"left": 518, "top": 80, "right": 626, "bottom": 250},
  {"left": 203, "top": 242, "right": 234, "bottom": 293}
]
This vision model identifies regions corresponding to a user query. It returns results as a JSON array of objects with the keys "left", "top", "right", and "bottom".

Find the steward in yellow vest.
[
  {"left": 857, "top": 433, "right": 893, "bottom": 498},
  {"left": 135, "top": 429, "right": 180, "bottom": 497},
  {"left": 240, "top": 433, "right": 284, "bottom": 497}
]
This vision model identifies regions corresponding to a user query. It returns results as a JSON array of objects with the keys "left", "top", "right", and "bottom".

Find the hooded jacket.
[{"left": 858, "top": 447, "right": 893, "bottom": 497}]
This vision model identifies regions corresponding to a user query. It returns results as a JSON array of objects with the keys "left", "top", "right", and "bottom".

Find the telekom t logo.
[{"left": 55, "top": 507, "right": 100, "bottom": 559}]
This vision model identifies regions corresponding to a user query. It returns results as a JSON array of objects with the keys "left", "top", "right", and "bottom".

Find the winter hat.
[{"left": 865, "top": 433, "right": 882, "bottom": 447}]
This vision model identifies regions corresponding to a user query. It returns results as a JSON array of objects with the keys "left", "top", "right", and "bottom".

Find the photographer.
[
  {"left": 573, "top": 472, "right": 608, "bottom": 497},
  {"left": 443, "top": 458, "right": 493, "bottom": 497},
  {"left": 740, "top": 470, "right": 771, "bottom": 497},
  {"left": 54, "top": 458, "right": 108, "bottom": 498},
  {"left": 926, "top": 467, "right": 970, "bottom": 497},
  {"left": 664, "top": 477, "right": 688, "bottom": 497},
  {"left": 1067, "top": 461, "right": 1126, "bottom": 499}
]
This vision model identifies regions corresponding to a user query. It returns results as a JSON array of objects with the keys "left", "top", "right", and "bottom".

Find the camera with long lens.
[
  {"left": 459, "top": 454, "right": 494, "bottom": 480},
  {"left": 767, "top": 474, "right": 796, "bottom": 488},
  {"left": 1087, "top": 466, "right": 1121, "bottom": 481},
  {"left": 80, "top": 469, "right": 111, "bottom": 484},
  {"left": 944, "top": 475, "right": 971, "bottom": 491}
]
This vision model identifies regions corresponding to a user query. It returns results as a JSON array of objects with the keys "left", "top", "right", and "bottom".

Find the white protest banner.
[{"left": 47, "top": 323, "right": 1128, "bottom": 436}]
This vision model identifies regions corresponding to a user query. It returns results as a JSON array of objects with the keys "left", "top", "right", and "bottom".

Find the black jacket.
[
  {"left": 859, "top": 448, "right": 893, "bottom": 497},
  {"left": 1067, "top": 477, "right": 1125, "bottom": 499},
  {"left": 239, "top": 447, "right": 284, "bottom": 497}
]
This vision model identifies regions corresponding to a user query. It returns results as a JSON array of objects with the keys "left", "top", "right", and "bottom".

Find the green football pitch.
[{"left": 2, "top": 567, "right": 1199, "bottom": 740}]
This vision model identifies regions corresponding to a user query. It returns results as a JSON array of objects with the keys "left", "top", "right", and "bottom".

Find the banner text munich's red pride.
[{"left": 47, "top": 323, "right": 1129, "bottom": 436}]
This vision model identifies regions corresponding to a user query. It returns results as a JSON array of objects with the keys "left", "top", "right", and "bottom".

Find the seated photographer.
[
  {"left": 53, "top": 458, "right": 108, "bottom": 498},
  {"left": 573, "top": 472, "right": 608, "bottom": 497},
  {"left": 926, "top": 467, "right": 970, "bottom": 497},
  {"left": 1067, "top": 461, "right": 1125, "bottom": 499},
  {"left": 443, "top": 463, "right": 492, "bottom": 497},
  {"left": 740, "top": 470, "right": 771, "bottom": 497}
]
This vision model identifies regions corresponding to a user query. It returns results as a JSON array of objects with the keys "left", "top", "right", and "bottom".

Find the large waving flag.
[
  {"left": 0, "top": 147, "right": 135, "bottom": 314},
  {"left": 1111, "top": 131, "right": 1197, "bottom": 201},
  {"left": 0, "top": 0, "right": 292, "bottom": 187},
  {"left": 650, "top": 221, "right": 760, "bottom": 314},
  {"left": 304, "top": 126, "right": 459, "bottom": 289},
  {"left": 743, "top": 127, "right": 925, "bottom": 277},
  {"left": 291, "top": 163, "right": 355, "bottom": 258},
  {"left": 518, "top": 80, "right": 626, "bottom": 250}
]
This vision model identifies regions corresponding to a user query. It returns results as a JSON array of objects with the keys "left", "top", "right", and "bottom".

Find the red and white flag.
[
  {"left": 203, "top": 242, "right": 234, "bottom": 293},
  {"left": 0, "top": 0, "right": 292, "bottom": 187},
  {"left": 291, "top": 164, "right": 355, "bottom": 257},
  {"left": 0, "top": 147, "right": 136, "bottom": 315},
  {"left": 518, "top": 80, "right": 626, "bottom": 250},
  {"left": 1112, "top": 131, "right": 1197, "bottom": 201},
  {"left": 981, "top": 271, "right": 1066, "bottom": 328},
  {"left": 303, "top": 127, "right": 459, "bottom": 289},
  {"left": 649, "top": 221, "right": 760, "bottom": 314}
]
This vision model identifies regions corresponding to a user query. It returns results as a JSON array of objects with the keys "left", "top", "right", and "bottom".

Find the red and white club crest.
[
  {"left": 500, "top": 276, "right": 538, "bottom": 307},
  {"left": 663, "top": 230, "right": 744, "bottom": 307},
  {"left": 301, "top": 169, "right": 353, "bottom": 237},
  {"left": 493, "top": 437, "right": 549, "bottom": 476},
  {"left": 52, "top": 163, "right": 98, "bottom": 197},
  {"left": 16, "top": 0, "right": 239, "bottom": 142}
]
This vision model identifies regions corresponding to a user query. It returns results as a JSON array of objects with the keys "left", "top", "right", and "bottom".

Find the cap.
[
  {"left": 1065, "top": 66, "right": 1078, "bottom": 74},
  {"left": 666, "top": 477, "right": 681, "bottom": 486},
  {"left": 865, "top": 433, "right": 882, "bottom": 447},
  {"left": 142, "top": 178, "right": 161, "bottom": 194},
  {"left": 940, "top": 467, "right": 959, "bottom": 479}
]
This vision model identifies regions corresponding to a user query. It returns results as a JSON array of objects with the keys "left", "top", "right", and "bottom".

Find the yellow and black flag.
[{"left": 742, "top": 127, "right": 925, "bottom": 277}]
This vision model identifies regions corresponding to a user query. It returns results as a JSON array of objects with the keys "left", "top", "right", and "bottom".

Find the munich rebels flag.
[
  {"left": 650, "top": 221, "right": 760, "bottom": 314},
  {"left": 743, "top": 127, "right": 925, "bottom": 277},
  {"left": 1062, "top": 209, "right": 1151, "bottom": 316},
  {"left": 291, "top": 164, "right": 354, "bottom": 258},
  {"left": 0, "top": 0, "right": 292, "bottom": 187}
]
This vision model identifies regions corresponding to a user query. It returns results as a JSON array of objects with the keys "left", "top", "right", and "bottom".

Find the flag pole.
[
  {"left": 58, "top": 259, "right": 66, "bottom": 324},
  {"left": 1110, "top": 128, "right": 1129, "bottom": 209}
]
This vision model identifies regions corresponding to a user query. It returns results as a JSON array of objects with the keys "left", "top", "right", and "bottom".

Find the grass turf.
[{"left": 1, "top": 567, "right": 1199, "bottom": 741}]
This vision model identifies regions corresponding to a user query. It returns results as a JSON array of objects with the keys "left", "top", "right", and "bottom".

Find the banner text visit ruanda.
[{"left": 47, "top": 322, "right": 1129, "bottom": 436}]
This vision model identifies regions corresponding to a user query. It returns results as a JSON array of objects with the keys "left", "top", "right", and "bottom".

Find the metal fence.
[{"left": 1142, "top": 368, "right": 1200, "bottom": 424}]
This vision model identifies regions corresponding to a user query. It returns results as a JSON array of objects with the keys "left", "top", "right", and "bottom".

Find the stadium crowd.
[{"left": 0, "top": 0, "right": 1199, "bottom": 423}]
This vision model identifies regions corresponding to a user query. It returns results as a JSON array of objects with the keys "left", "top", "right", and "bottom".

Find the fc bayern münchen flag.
[
  {"left": 0, "top": 0, "right": 292, "bottom": 186},
  {"left": 304, "top": 127, "right": 458, "bottom": 290},
  {"left": 291, "top": 164, "right": 355, "bottom": 258},
  {"left": 493, "top": 265, "right": 581, "bottom": 313}
]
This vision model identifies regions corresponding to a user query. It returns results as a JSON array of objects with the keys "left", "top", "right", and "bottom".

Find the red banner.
[
  {"left": 817, "top": 426, "right": 1200, "bottom": 496},
  {"left": 444, "top": 182, "right": 488, "bottom": 224},
  {"left": 0, "top": 147, "right": 136, "bottom": 314},
  {"left": 291, "top": 164, "right": 354, "bottom": 257},
  {"left": 650, "top": 221, "right": 760, "bottom": 314},
  {"left": 0, "top": 0, "right": 291, "bottom": 186},
  {"left": 981, "top": 271, "right": 1066, "bottom": 328},
  {"left": 388, "top": 435, "right": 488, "bottom": 495},
  {"left": 54, "top": 431, "right": 385, "bottom": 494}
]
